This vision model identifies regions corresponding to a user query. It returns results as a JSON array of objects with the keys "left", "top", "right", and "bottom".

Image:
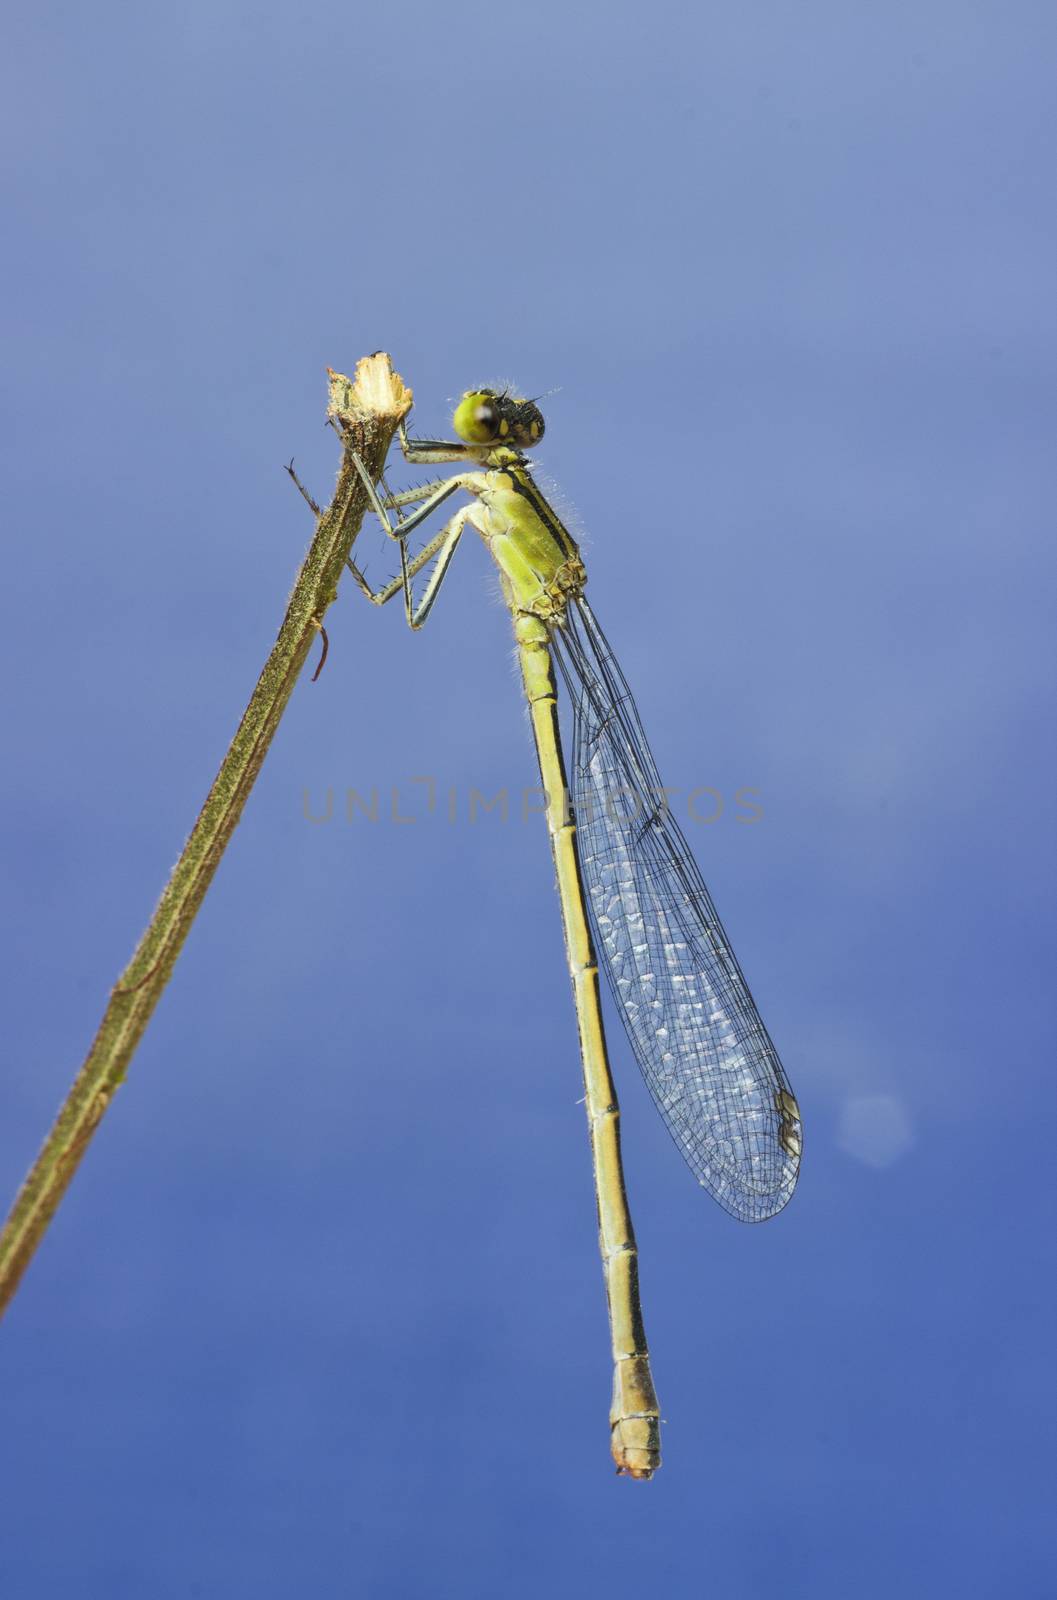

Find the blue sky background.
[{"left": 2, "top": 4, "right": 1055, "bottom": 1595}]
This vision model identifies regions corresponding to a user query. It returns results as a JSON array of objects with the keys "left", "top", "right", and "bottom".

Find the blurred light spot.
[{"left": 836, "top": 1094, "right": 914, "bottom": 1168}]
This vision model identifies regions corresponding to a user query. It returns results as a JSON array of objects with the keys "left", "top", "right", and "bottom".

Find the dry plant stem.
[{"left": 0, "top": 354, "right": 412, "bottom": 1318}]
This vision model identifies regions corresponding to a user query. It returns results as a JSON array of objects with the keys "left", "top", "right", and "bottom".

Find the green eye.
[{"left": 453, "top": 390, "right": 501, "bottom": 442}]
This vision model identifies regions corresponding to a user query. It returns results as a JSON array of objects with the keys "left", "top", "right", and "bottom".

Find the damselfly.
[{"left": 345, "top": 388, "right": 802, "bottom": 1479}]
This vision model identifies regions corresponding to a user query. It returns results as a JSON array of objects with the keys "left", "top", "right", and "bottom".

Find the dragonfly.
[{"left": 343, "top": 387, "right": 802, "bottom": 1479}]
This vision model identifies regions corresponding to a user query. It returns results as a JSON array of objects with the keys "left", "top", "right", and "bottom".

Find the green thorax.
[{"left": 471, "top": 456, "right": 587, "bottom": 621}]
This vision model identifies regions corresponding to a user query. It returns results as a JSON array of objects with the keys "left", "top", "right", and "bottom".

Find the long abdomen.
[{"left": 514, "top": 607, "right": 661, "bottom": 1479}]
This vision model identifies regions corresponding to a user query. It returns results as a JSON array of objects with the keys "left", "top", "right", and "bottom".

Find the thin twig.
[
  {"left": 310, "top": 619, "right": 330, "bottom": 681},
  {"left": 0, "top": 353, "right": 413, "bottom": 1318}
]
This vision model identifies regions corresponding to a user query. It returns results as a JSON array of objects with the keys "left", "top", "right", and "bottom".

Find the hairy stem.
[{"left": 0, "top": 352, "right": 412, "bottom": 1317}]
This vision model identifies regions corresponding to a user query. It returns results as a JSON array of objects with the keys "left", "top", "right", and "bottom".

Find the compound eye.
[{"left": 453, "top": 390, "right": 503, "bottom": 444}]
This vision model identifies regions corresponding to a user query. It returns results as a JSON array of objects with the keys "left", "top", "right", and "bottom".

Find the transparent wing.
[{"left": 550, "top": 599, "right": 801, "bottom": 1222}]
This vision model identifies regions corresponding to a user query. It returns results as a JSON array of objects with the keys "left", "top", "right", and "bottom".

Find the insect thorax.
[{"left": 477, "top": 463, "right": 588, "bottom": 621}]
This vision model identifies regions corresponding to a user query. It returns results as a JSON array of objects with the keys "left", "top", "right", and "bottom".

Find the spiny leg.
[
  {"left": 347, "top": 505, "right": 470, "bottom": 630},
  {"left": 285, "top": 450, "right": 429, "bottom": 528},
  {"left": 380, "top": 476, "right": 463, "bottom": 511},
  {"left": 396, "top": 418, "right": 480, "bottom": 466},
  {"left": 285, "top": 458, "right": 321, "bottom": 517},
  {"left": 345, "top": 531, "right": 446, "bottom": 607},
  {"left": 351, "top": 451, "right": 470, "bottom": 544},
  {"left": 324, "top": 416, "right": 423, "bottom": 494},
  {"left": 402, "top": 505, "right": 469, "bottom": 630}
]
